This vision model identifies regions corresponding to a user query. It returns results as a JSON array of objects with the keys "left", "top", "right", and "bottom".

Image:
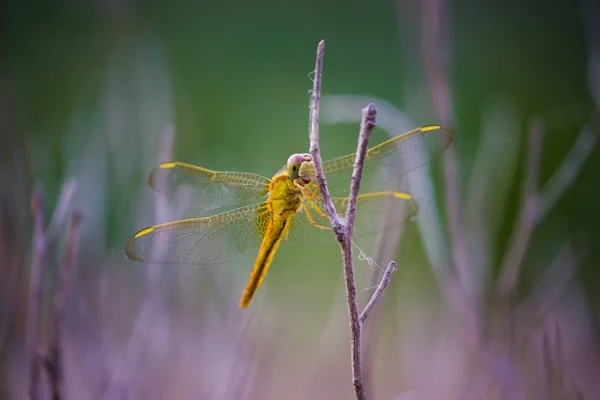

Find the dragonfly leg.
[
  {"left": 303, "top": 186, "right": 345, "bottom": 218},
  {"left": 299, "top": 186, "right": 333, "bottom": 218},
  {"left": 306, "top": 195, "right": 346, "bottom": 219},
  {"left": 301, "top": 200, "right": 333, "bottom": 231},
  {"left": 305, "top": 197, "right": 328, "bottom": 219},
  {"left": 303, "top": 184, "right": 320, "bottom": 201}
]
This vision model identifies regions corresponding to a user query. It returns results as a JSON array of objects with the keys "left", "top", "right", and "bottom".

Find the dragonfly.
[{"left": 126, "top": 125, "right": 453, "bottom": 308}]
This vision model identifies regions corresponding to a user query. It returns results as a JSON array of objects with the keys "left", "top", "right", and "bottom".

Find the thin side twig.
[
  {"left": 497, "top": 118, "right": 544, "bottom": 300},
  {"left": 359, "top": 261, "right": 398, "bottom": 324},
  {"left": 27, "top": 186, "right": 46, "bottom": 400},
  {"left": 46, "top": 210, "right": 84, "bottom": 400}
]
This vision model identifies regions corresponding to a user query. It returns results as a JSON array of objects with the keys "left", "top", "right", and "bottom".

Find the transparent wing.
[
  {"left": 126, "top": 202, "right": 270, "bottom": 265},
  {"left": 322, "top": 125, "right": 453, "bottom": 196},
  {"left": 126, "top": 193, "right": 417, "bottom": 264},
  {"left": 149, "top": 161, "right": 271, "bottom": 211},
  {"left": 286, "top": 192, "right": 418, "bottom": 247}
]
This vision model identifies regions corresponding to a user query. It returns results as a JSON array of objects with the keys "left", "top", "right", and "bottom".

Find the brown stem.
[{"left": 308, "top": 41, "right": 384, "bottom": 400}]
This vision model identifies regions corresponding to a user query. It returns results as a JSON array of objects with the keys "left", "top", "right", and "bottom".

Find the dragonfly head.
[{"left": 286, "top": 153, "right": 315, "bottom": 185}]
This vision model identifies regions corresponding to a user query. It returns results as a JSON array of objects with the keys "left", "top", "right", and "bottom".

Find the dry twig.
[
  {"left": 308, "top": 40, "right": 365, "bottom": 399},
  {"left": 308, "top": 40, "right": 397, "bottom": 400}
]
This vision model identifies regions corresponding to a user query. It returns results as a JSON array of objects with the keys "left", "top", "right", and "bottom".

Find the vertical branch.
[
  {"left": 308, "top": 40, "right": 343, "bottom": 235},
  {"left": 27, "top": 187, "right": 46, "bottom": 400},
  {"left": 308, "top": 40, "right": 384, "bottom": 400},
  {"left": 47, "top": 210, "right": 84, "bottom": 400}
]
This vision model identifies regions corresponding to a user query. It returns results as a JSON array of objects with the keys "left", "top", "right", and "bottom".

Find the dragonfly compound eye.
[{"left": 286, "top": 154, "right": 306, "bottom": 178}]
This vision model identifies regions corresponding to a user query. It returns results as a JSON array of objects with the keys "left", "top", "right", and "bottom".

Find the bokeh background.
[{"left": 1, "top": 0, "right": 599, "bottom": 399}]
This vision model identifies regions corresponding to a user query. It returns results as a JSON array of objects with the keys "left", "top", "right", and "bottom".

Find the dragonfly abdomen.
[{"left": 239, "top": 215, "right": 288, "bottom": 308}]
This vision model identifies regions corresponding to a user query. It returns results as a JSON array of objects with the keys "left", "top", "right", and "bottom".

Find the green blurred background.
[{"left": 1, "top": 0, "right": 599, "bottom": 398}]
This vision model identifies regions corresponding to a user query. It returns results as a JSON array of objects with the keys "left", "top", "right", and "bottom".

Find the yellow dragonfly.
[{"left": 126, "top": 125, "right": 452, "bottom": 308}]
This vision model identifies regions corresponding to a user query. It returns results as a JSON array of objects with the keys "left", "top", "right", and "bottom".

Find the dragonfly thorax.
[{"left": 268, "top": 172, "right": 305, "bottom": 219}]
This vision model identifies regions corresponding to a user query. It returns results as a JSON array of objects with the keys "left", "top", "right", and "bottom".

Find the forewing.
[
  {"left": 149, "top": 161, "right": 270, "bottom": 211},
  {"left": 126, "top": 202, "right": 270, "bottom": 265},
  {"left": 321, "top": 125, "right": 453, "bottom": 196}
]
